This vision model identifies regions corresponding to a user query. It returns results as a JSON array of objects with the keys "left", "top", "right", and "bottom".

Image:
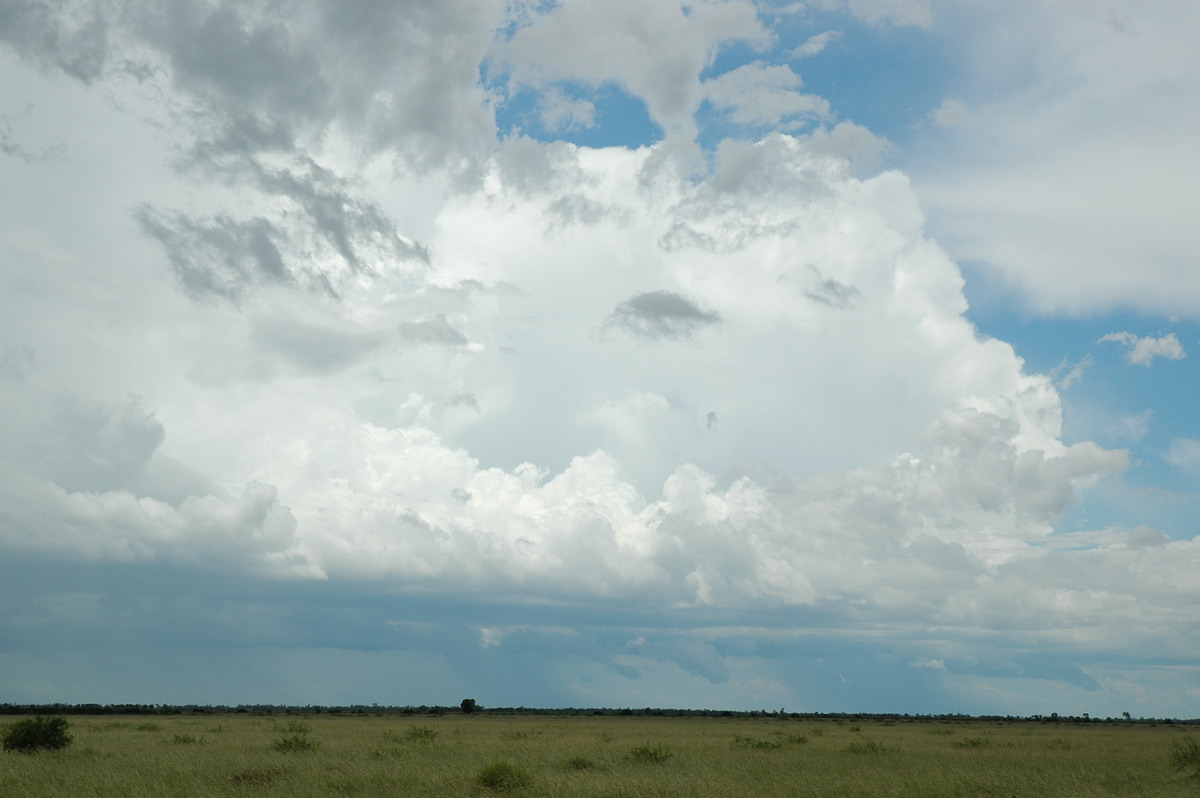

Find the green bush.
[
  {"left": 404, "top": 725, "right": 439, "bottom": 742},
  {"left": 1170, "top": 736, "right": 1200, "bottom": 777},
  {"left": 3, "top": 716, "right": 73, "bottom": 754},
  {"left": 628, "top": 743, "right": 673, "bottom": 763},
  {"left": 475, "top": 760, "right": 534, "bottom": 792},
  {"left": 844, "top": 738, "right": 887, "bottom": 755},
  {"left": 732, "top": 735, "right": 782, "bottom": 750},
  {"left": 954, "top": 737, "right": 990, "bottom": 749},
  {"left": 230, "top": 767, "right": 286, "bottom": 786},
  {"left": 270, "top": 734, "right": 319, "bottom": 753}
]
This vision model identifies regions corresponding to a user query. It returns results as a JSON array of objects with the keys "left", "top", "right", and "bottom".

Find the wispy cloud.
[
  {"left": 789, "top": 30, "right": 842, "bottom": 59},
  {"left": 1053, "top": 355, "right": 1092, "bottom": 390},
  {"left": 1099, "top": 332, "right": 1186, "bottom": 366},
  {"left": 1166, "top": 438, "right": 1200, "bottom": 469}
]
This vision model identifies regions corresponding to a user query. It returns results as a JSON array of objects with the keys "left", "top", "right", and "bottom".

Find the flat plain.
[{"left": 2, "top": 712, "right": 1197, "bottom": 797}]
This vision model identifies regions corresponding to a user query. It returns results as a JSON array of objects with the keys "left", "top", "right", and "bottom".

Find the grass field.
[{"left": 2, "top": 712, "right": 1198, "bottom": 797}]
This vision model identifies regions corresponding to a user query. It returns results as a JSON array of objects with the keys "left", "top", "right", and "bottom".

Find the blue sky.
[{"left": 2, "top": 0, "right": 1198, "bottom": 718}]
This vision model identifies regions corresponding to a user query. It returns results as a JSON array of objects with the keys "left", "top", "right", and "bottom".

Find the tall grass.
[{"left": 0, "top": 714, "right": 1195, "bottom": 797}]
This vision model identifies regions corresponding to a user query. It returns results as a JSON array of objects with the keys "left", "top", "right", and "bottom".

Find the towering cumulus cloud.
[{"left": 0, "top": 0, "right": 1196, "bottom": 715}]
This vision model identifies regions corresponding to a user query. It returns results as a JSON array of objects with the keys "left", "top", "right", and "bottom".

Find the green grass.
[{"left": 0, "top": 714, "right": 1196, "bottom": 797}]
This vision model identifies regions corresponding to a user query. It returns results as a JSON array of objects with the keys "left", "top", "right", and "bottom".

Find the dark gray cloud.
[
  {"left": 135, "top": 0, "right": 499, "bottom": 171},
  {"left": 183, "top": 107, "right": 296, "bottom": 167},
  {"left": 2, "top": 0, "right": 456, "bottom": 310},
  {"left": 246, "top": 157, "right": 430, "bottom": 274},
  {"left": 134, "top": 209, "right": 292, "bottom": 302},
  {"left": 0, "top": 0, "right": 115, "bottom": 83},
  {"left": 136, "top": 156, "right": 429, "bottom": 303},
  {"left": 0, "top": 1, "right": 497, "bottom": 168},
  {"left": 151, "top": 3, "right": 325, "bottom": 121},
  {"left": 606, "top": 290, "right": 721, "bottom": 340},
  {"left": 399, "top": 314, "right": 469, "bottom": 346}
]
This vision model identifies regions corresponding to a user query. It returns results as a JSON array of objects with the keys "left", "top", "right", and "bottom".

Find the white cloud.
[
  {"left": 1099, "top": 331, "right": 1186, "bottom": 366},
  {"left": 702, "top": 61, "right": 830, "bottom": 128},
  {"left": 0, "top": 463, "right": 319, "bottom": 578},
  {"left": 801, "top": 121, "right": 893, "bottom": 175},
  {"left": 789, "top": 30, "right": 843, "bottom": 59},
  {"left": 1166, "top": 439, "right": 1200, "bottom": 470},
  {"left": 807, "top": 0, "right": 933, "bottom": 28},
  {"left": 538, "top": 88, "right": 596, "bottom": 132},
  {"left": 912, "top": 2, "right": 1200, "bottom": 317},
  {"left": 1053, "top": 355, "right": 1092, "bottom": 390},
  {"left": 495, "top": 0, "right": 769, "bottom": 141},
  {"left": 1, "top": 90, "right": 1135, "bottom": 621},
  {"left": 930, "top": 98, "right": 970, "bottom": 127},
  {"left": 1111, "top": 410, "right": 1152, "bottom": 443},
  {"left": 1, "top": 0, "right": 1196, "bottom": 714}
]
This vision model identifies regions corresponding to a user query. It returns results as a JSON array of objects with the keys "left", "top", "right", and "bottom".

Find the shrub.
[
  {"left": 732, "top": 735, "right": 782, "bottom": 750},
  {"left": 1170, "top": 737, "right": 1200, "bottom": 777},
  {"left": 270, "top": 734, "right": 319, "bottom": 753},
  {"left": 3, "top": 716, "right": 73, "bottom": 754},
  {"left": 475, "top": 760, "right": 534, "bottom": 792},
  {"left": 844, "top": 738, "right": 887, "bottom": 755},
  {"left": 953, "top": 737, "right": 990, "bottom": 749},
  {"left": 404, "top": 725, "right": 439, "bottom": 743},
  {"left": 230, "top": 767, "right": 286, "bottom": 786},
  {"left": 565, "top": 756, "right": 596, "bottom": 770},
  {"left": 628, "top": 743, "right": 673, "bottom": 763}
]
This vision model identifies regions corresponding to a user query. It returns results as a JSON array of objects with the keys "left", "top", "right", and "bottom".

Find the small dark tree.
[
  {"left": 3, "top": 716, "right": 73, "bottom": 753},
  {"left": 461, "top": 698, "right": 477, "bottom": 714}
]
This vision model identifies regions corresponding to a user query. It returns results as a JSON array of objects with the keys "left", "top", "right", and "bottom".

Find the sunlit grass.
[{"left": 0, "top": 714, "right": 1195, "bottom": 797}]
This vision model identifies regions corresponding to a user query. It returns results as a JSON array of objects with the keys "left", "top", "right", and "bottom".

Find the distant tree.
[{"left": 460, "top": 698, "right": 477, "bottom": 714}]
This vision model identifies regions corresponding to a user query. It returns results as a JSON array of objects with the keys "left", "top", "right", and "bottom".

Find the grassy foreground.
[{"left": 2, "top": 713, "right": 1197, "bottom": 797}]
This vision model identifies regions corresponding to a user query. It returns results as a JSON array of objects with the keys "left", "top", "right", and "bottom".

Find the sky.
[{"left": 1, "top": 0, "right": 1198, "bottom": 718}]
